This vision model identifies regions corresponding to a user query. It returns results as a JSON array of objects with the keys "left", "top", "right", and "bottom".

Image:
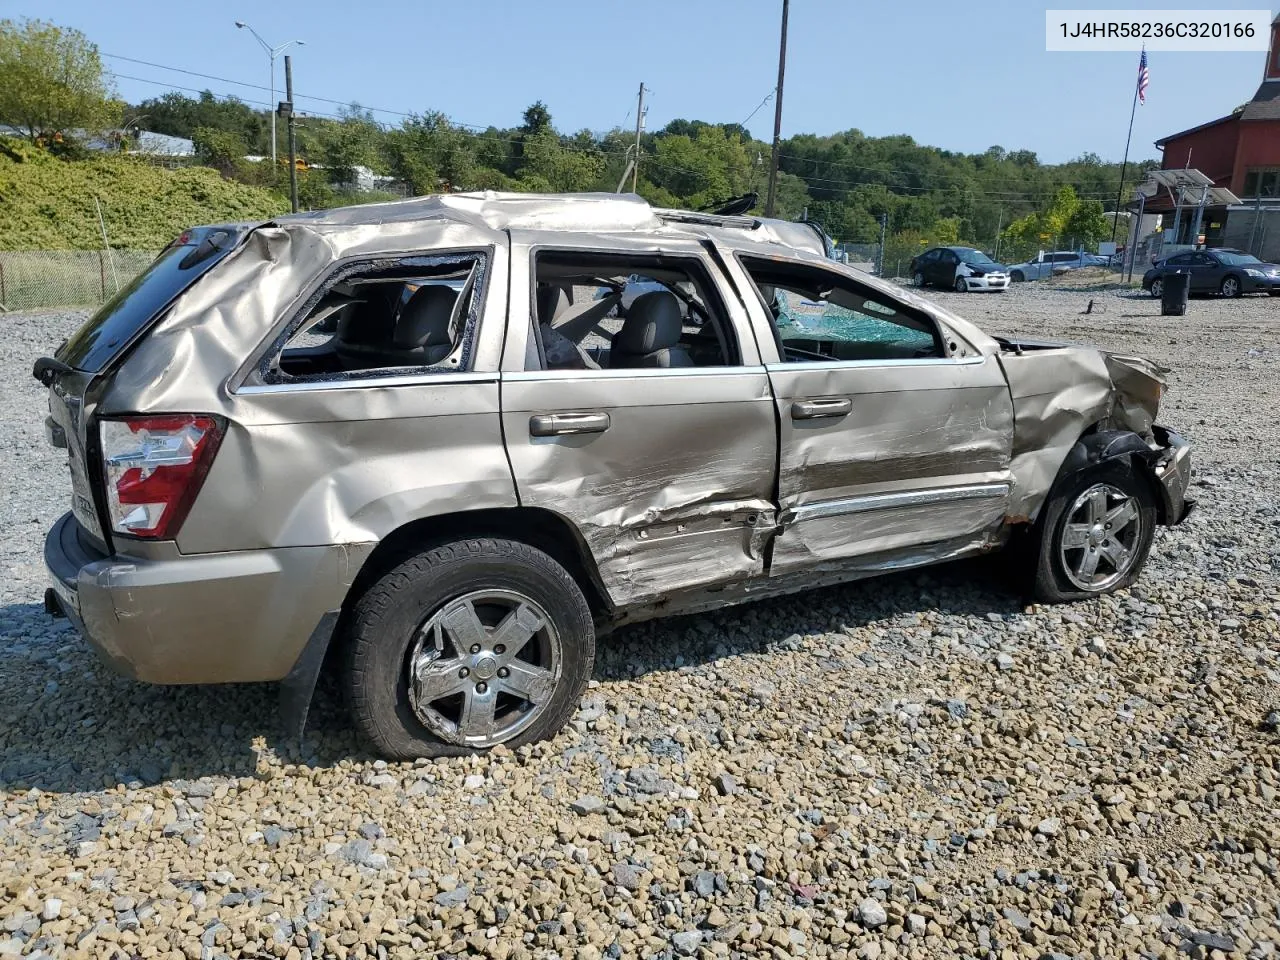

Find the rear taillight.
[{"left": 101, "top": 415, "right": 224, "bottom": 539}]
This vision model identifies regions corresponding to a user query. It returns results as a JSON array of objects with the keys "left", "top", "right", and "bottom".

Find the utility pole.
[
  {"left": 630, "top": 83, "right": 646, "bottom": 194},
  {"left": 993, "top": 206, "right": 1004, "bottom": 260},
  {"left": 283, "top": 55, "right": 299, "bottom": 213},
  {"left": 764, "top": 0, "right": 789, "bottom": 217},
  {"left": 876, "top": 213, "right": 888, "bottom": 277}
]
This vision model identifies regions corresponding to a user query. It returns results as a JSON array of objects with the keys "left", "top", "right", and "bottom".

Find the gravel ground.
[{"left": 1, "top": 286, "right": 1278, "bottom": 960}]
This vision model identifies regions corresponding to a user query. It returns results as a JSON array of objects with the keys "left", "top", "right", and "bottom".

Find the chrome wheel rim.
[
  {"left": 1058, "top": 483, "right": 1144, "bottom": 591},
  {"left": 1150, "top": 279, "right": 1162, "bottom": 297},
  {"left": 914, "top": 272, "right": 925, "bottom": 287},
  {"left": 406, "top": 589, "right": 561, "bottom": 747},
  {"left": 1223, "top": 277, "right": 1238, "bottom": 296},
  {"left": 955, "top": 277, "right": 966, "bottom": 292}
]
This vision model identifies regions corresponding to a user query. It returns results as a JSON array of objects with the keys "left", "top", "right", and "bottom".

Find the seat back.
[{"left": 610, "top": 291, "right": 694, "bottom": 368}]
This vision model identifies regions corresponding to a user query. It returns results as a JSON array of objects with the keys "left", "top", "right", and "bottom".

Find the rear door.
[
  {"left": 721, "top": 249, "right": 1016, "bottom": 574},
  {"left": 937, "top": 249, "right": 960, "bottom": 286},
  {"left": 498, "top": 233, "right": 778, "bottom": 609}
]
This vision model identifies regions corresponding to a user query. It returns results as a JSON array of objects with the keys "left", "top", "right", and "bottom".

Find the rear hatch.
[{"left": 35, "top": 225, "right": 246, "bottom": 551}]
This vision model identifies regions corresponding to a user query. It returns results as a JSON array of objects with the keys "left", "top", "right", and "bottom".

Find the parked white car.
[{"left": 1008, "top": 251, "right": 1107, "bottom": 282}]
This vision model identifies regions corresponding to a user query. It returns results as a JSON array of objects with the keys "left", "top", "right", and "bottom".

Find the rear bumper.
[
  {"left": 1151, "top": 426, "right": 1193, "bottom": 525},
  {"left": 44, "top": 512, "right": 368, "bottom": 684}
]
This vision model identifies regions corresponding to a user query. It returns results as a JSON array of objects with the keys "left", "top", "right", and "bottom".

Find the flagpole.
[{"left": 1110, "top": 47, "right": 1143, "bottom": 247}]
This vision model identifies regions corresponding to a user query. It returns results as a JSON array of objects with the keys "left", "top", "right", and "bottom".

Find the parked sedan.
[
  {"left": 1007, "top": 250, "right": 1105, "bottom": 282},
  {"left": 910, "top": 246, "right": 1010, "bottom": 292},
  {"left": 35, "top": 193, "right": 1191, "bottom": 759},
  {"left": 1142, "top": 247, "right": 1280, "bottom": 298}
]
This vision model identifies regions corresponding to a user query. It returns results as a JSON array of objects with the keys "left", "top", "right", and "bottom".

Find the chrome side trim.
[
  {"left": 503, "top": 365, "right": 768, "bottom": 383},
  {"left": 236, "top": 372, "right": 499, "bottom": 394},
  {"left": 790, "top": 482, "right": 1011, "bottom": 524},
  {"left": 765, "top": 353, "right": 987, "bottom": 373}
]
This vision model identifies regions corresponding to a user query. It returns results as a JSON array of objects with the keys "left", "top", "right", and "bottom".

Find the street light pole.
[{"left": 234, "top": 21, "right": 304, "bottom": 163}]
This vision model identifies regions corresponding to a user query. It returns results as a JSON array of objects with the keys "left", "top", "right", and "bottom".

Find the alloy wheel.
[
  {"left": 406, "top": 589, "right": 561, "bottom": 747},
  {"left": 1058, "top": 483, "right": 1145, "bottom": 591}
]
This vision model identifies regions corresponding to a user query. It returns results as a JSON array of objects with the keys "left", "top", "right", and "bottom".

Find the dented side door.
[
  {"left": 717, "top": 250, "right": 1017, "bottom": 575},
  {"left": 498, "top": 233, "right": 778, "bottom": 610}
]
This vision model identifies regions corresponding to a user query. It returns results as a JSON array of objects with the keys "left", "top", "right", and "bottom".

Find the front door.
[
  {"left": 499, "top": 235, "right": 778, "bottom": 609},
  {"left": 723, "top": 249, "right": 1016, "bottom": 574}
]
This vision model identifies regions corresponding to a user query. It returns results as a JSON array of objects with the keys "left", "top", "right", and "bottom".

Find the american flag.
[{"left": 1137, "top": 48, "right": 1149, "bottom": 104}]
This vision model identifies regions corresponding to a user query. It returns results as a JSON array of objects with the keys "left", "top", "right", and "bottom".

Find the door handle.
[
  {"left": 529, "top": 412, "right": 611, "bottom": 437},
  {"left": 792, "top": 398, "right": 852, "bottom": 420}
]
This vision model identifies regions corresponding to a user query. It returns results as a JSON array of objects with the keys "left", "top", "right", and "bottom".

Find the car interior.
[
  {"left": 741, "top": 257, "right": 943, "bottom": 362},
  {"left": 530, "top": 253, "right": 738, "bottom": 371},
  {"left": 270, "top": 258, "right": 481, "bottom": 379}
]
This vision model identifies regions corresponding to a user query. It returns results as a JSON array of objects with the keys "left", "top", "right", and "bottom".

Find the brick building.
[{"left": 1152, "top": 12, "right": 1280, "bottom": 254}]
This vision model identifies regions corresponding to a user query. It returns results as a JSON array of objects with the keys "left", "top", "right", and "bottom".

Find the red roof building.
[{"left": 1153, "top": 13, "right": 1280, "bottom": 249}]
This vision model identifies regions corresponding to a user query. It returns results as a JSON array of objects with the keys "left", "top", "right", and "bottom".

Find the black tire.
[
  {"left": 913, "top": 271, "right": 926, "bottom": 288},
  {"left": 1220, "top": 274, "right": 1243, "bottom": 298},
  {"left": 1149, "top": 278, "right": 1163, "bottom": 298},
  {"left": 1029, "top": 460, "right": 1157, "bottom": 603},
  {"left": 1010, "top": 270, "right": 1025, "bottom": 283},
  {"left": 954, "top": 275, "right": 967, "bottom": 293},
  {"left": 343, "top": 538, "right": 595, "bottom": 759}
]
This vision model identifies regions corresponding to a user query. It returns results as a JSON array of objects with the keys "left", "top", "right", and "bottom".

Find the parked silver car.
[
  {"left": 36, "top": 193, "right": 1192, "bottom": 759},
  {"left": 1008, "top": 250, "right": 1108, "bottom": 282}
]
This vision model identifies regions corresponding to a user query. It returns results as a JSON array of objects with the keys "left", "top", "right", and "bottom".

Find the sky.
[{"left": 25, "top": 0, "right": 1275, "bottom": 164}]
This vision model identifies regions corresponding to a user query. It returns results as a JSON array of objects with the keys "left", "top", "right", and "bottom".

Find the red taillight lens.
[{"left": 100, "top": 415, "right": 224, "bottom": 539}]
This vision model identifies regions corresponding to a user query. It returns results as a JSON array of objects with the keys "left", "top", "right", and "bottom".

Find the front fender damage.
[{"left": 998, "top": 346, "right": 1168, "bottom": 523}]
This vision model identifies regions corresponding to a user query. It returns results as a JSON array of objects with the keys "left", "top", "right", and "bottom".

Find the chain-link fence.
[{"left": 0, "top": 250, "right": 160, "bottom": 312}]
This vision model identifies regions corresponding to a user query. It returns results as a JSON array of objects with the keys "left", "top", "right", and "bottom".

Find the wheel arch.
[
  {"left": 342, "top": 506, "right": 612, "bottom": 621},
  {"left": 1048, "top": 428, "right": 1168, "bottom": 523}
]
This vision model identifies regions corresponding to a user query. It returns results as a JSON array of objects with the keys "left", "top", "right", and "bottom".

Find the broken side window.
[{"left": 264, "top": 252, "right": 485, "bottom": 383}]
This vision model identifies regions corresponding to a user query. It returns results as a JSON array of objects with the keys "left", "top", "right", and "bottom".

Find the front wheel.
[
  {"left": 913, "top": 272, "right": 926, "bottom": 288},
  {"left": 1029, "top": 460, "right": 1156, "bottom": 603},
  {"left": 1149, "top": 278, "right": 1163, "bottom": 298},
  {"left": 1010, "top": 270, "right": 1025, "bottom": 283},
  {"left": 954, "top": 275, "right": 968, "bottom": 293},
  {"left": 343, "top": 538, "right": 595, "bottom": 759},
  {"left": 1221, "top": 275, "right": 1242, "bottom": 298}
]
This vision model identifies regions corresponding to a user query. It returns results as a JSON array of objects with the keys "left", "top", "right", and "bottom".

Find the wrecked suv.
[{"left": 36, "top": 193, "right": 1193, "bottom": 759}]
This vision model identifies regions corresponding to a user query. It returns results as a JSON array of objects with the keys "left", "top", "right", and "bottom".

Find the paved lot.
[{"left": 1, "top": 286, "right": 1278, "bottom": 960}]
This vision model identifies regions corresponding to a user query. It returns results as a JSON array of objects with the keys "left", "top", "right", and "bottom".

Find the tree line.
[{"left": 2, "top": 17, "right": 1158, "bottom": 264}]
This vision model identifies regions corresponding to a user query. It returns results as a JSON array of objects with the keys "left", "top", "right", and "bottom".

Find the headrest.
[
  {"left": 336, "top": 288, "right": 397, "bottom": 344},
  {"left": 536, "top": 285, "right": 572, "bottom": 325},
  {"left": 756, "top": 283, "right": 777, "bottom": 307},
  {"left": 615, "top": 291, "right": 683, "bottom": 354},
  {"left": 394, "top": 285, "right": 458, "bottom": 350}
]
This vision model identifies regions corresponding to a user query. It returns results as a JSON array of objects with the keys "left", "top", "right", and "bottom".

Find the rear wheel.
[
  {"left": 1010, "top": 270, "right": 1025, "bottom": 283},
  {"left": 343, "top": 538, "right": 595, "bottom": 759},
  {"left": 1221, "top": 275, "right": 1242, "bottom": 298},
  {"left": 1029, "top": 460, "right": 1156, "bottom": 603},
  {"left": 1149, "top": 278, "right": 1163, "bottom": 298},
  {"left": 913, "top": 272, "right": 926, "bottom": 288}
]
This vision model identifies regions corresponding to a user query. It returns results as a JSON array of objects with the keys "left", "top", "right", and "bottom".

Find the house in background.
[{"left": 1151, "top": 12, "right": 1280, "bottom": 255}]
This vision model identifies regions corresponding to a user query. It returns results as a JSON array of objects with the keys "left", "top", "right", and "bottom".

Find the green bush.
[{"left": 0, "top": 135, "right": 287, "bottom": 249}]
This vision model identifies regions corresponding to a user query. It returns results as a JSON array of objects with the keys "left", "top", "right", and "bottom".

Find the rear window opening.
[
  {"left": 530, "top": 251, "right": 739, "bottom": 371},
  {"left": 267, "top": 254, "right": 484, "bottom": 383},
  {"left": 55, "top": 226, "right": 243, "bottom": 373}
]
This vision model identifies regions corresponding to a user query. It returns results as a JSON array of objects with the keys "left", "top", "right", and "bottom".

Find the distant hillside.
[{"left": 0, "top": 137, "right": 287, "bottom": 250}]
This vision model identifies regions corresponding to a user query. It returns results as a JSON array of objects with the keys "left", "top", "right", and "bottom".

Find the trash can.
[{"left": 1161, "top": 270, "right": 1190, "bottom": 317}]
